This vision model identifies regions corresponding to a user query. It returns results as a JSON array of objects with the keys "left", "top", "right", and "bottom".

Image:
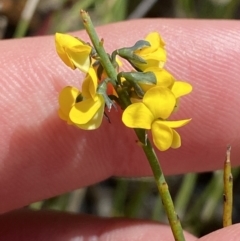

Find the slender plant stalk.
[
  {"left": 80, "top": 10, "right": 185, "bottom": 241},
  {"left": 223, "top": 145, "right": 233, "bottom": 227}
]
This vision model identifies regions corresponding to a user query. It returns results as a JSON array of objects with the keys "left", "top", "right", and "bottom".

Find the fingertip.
[
  {"left": 0, "top": 210, "right": 196, "bottom": 241},
  {"left": 1, "top": 19, "right": 240, "bottom": 212},
  {"left": 198, "top": 224, "right": 240, "bottom": 241}
]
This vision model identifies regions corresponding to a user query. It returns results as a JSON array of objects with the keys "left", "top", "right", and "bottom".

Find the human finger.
[
  {"left": 1, "top": 19, "right": 240, "bottom": 213},
  {"left": 198, "top": 223, "right": 240, "bottom": 241},
  {"left": 0, "top": 209, "right": 196, "bottom": 241}
]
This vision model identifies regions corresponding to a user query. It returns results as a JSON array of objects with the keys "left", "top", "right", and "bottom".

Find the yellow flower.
[
  {"left": 58, "top": 67, "right": 105, "bottom": 130},
  {"left": 55, "top": 33, "right": 92, "bottom": 73},
  {"left": 133, "top": 32, "right": 167, "bottom": 71},
  {"left": 130, "top": 68, "right": 192, "bottom": 103},
  {"left": 122, "top": 86, "right": 191, "bottom": 151}
]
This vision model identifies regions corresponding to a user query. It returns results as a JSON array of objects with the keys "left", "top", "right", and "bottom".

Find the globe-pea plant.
[{"left": 55, "top": 10, "right": 192, "bottom": 241}]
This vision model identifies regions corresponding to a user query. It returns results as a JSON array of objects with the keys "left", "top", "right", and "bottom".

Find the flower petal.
[
  {"left": 138, "top": 83, "right": 154, "bottom": 93},
  {"left": 143, "top": 86, "right": 176, "bottom": 119},
  {"left": 133, "top": 49, "right": 166, "bottom": 71},
  {"left": 139, "top": 32, "right": 165, "bottom": 54},
  {"left": 82, "top": 67, "right": 98, "bottom": 99},
  {"left": 163, "top": 119, "right": 192, "bottom": 128},
  {"left": 144, "top": 67, "right": 175, "bottom": 87},
  {"left": 74, "top": 98, "right": 105, "bottom": 130},
  {"left": 145, "top": 32, "right": 165, "bottom": 48},
  {"left": 58, "top": 109, "right": 68, "bottom": 121},
  {"left": 69, "top": 95, "right": 104, "bottom": 125},
  {"left": 55, "top": 33, "right": 80, "bottom": 69},
  {"left": 152, "top": 121, "right": 173, "bottom": 151},
  {"left": 58, "top": 86, "right": 80, "bottom": 117},
  {"left": 144, "top": 48, "right": 167, "bottom": 62},
  {"left": 58, "top": 109, "right": 74, "bottom": 125},
  {"left": 67, "top": 46, "right": 91, "bottom": 73},
  {"left": 55, "top": 33, "right": 91, "bottom": 72},
  {"left": 122, "top": 103, "right": 154, "bottom": 129},
  {"left": 132, "top": 32, "right": 166, "bottom": 70},
  {"left": 171, "top": 81, "right": 193, "bottom": 98},
  {"left": 171, "top": 130, "right": 181, "bottom": 149}
]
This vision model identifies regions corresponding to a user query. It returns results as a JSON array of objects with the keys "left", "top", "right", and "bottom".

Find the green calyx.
[{"left": 112, "top": 40, "right": 150, "bottom": 66}]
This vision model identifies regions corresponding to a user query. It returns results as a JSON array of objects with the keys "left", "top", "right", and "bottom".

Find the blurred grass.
[{"left": 0, "top": 0, "right": 240, "bottom": 237}]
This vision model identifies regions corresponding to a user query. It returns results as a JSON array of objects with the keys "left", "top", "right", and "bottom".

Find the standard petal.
[
  {"left": 152, "top": 121, "right": 173, "bottom": 151},
  {"left": 144, "top": 32, "right": 165, "bottom": 53},
  {"left": 143, "top": 86, "right": 176, "bottom": 119},
  {"left": 171, "top": 130, "right": 181, "bottom": 149},
  {"left": 55, "top": 33, "right": 84, "bottom": 69},
  {"left": 69, "top": 95, "right": 104, "bottom": 125},
  {"left": 171, "top": 81, "right": 193, "bottom": 98},
  {"left": 58, "top": 86, "right": 80, "bottom": 117},
  {"left": 55, "top": 33, "right": 83, "bottom": 47},
  {"left": 133, "top": 32, "right": 166, "bottom": 71},
  {"left": 55, "top": 33, "right": 91, "bottom": 72},
  {"left": 163, "top": 119, "right": 192, "bottom": 128},
  {"left": 122, "top": 103, "right": 154, "bottom": 129}
]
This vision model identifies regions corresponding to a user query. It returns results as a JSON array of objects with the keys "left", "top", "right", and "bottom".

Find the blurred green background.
[
  {"left": 1, "top": 0, "right": 240, "bottom": 238},
  {"left": 1, "top": 0, "right": 240, "bottom": 38}
]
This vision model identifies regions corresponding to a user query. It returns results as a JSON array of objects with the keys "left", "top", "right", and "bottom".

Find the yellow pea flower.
[
  {"left": 122, "top": 86, "right": 191, "bottom": 151},
  {"left": 133, "top": 32, "right": 167, "bottom": 71},
  {"left": 58, "top": 67, "right": 105, "bottom": 130},
  {"left": 55, "top": 33, "right": 92, "bottom": 73},
  {"left": 130, "top": 68, "right": 192, "bottom": 103},
  {"left": 141, "top": 68, "right": 193, "bottom": 97}
]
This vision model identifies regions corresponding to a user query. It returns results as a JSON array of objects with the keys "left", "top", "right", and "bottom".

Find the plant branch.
[
  {"left": 223, "top": 145, "right": 233, "bottom": 227},
  {"left": 80, "top": 10, "right": 185, "bottom": 241}
]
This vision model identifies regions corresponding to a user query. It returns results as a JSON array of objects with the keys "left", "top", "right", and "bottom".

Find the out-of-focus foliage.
[{"left": 0, "top": 0, "right": 240, "bottom": 38}]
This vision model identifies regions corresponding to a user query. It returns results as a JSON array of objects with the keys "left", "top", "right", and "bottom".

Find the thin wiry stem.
[
  {"left": 80, "top": 10, "right": 186, "bottom": 241},
  {"left": 223, "top": 145, "right": 233, "bottom": 227}
]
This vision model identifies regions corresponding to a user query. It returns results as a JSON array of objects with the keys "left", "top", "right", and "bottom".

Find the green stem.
[
  {"left": 80, "top": 10, "right": 185, "bottom": 241},
  {"left": 223, "top": 146, "right": 233, "bottom": 227},
  {"left": 136, "top": 135, "right": 185, "bottom": 241},
  {"left": 80, "top": 10, "right": 117, "bottom": 84}
]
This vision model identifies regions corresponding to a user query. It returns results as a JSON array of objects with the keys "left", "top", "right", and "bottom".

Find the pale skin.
[{"left": 0, "top": 19, "right": 240, "bottom": 240}]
